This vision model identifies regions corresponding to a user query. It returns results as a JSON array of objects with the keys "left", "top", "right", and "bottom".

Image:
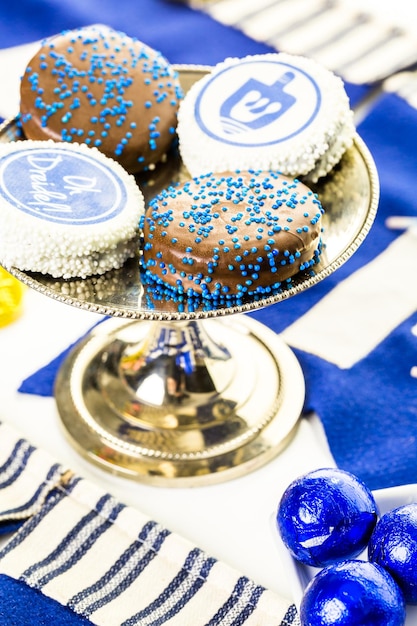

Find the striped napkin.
[
  {"left": 201, "top": 0, "right": 417, "bottom": 85},
  {"left": 0, "top": 421, "right": 299, "bottom": 625}
]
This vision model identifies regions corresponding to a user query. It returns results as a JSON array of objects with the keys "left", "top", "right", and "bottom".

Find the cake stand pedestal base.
[{"left": 55, "top": 314, "right": 304, "bottom": 486}]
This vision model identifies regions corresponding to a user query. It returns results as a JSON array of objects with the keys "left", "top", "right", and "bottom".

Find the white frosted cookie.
[
  {"left": 0, "top": 141, "right": 145, "bottom": 278},
  {"left": 177, "top": 53, "right": 355, "bottom": 182}
]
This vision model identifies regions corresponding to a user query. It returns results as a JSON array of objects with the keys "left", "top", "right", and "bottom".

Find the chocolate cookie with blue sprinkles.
[
  {"left": 141, "top": 170, "right": 324, "bottom": 303},
  {"left": 19, "top": 25, "right": 183, "bottom": 174}
]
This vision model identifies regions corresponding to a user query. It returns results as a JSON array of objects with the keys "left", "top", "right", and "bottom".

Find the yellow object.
[{"left": 0, "top": 268, "right": 25, "bottom": 327}]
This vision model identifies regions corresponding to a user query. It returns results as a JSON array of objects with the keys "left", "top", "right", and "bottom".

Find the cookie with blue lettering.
[
  {"left": 177, "top": 53, "right": 355, "bottom": 182},
  {"left": 19, "top": 26, "right": 183, "bottom": 174},
  {"left": 0, "top": 140, "right": 145, "bottom": 279},
  {"left": 141, "top": 169, "right": 324, "bottom": 299}
]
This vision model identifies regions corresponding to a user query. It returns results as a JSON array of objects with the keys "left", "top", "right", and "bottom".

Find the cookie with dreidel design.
[{"left": 177, "top": 52, "right": 355, "bottom": 183}]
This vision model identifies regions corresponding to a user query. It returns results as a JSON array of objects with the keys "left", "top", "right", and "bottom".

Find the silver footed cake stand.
[{"left": 0, "top": 67, "right": 379, "bottom": 486}]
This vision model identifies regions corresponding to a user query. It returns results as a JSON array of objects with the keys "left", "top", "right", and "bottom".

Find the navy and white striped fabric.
[
  {"left": 0, "top": 422, "right": 299, "bottom": 625},
  {"left": 0, "top": 426, "right": 63, "bottom": 533},
  {"left": 203, "top": 0, "right": 417, "bottom": 86}
]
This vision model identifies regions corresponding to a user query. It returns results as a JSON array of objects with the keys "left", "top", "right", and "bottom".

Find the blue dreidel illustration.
[{"left": 220, "top": 71, "right": 296, "bottom": 135}]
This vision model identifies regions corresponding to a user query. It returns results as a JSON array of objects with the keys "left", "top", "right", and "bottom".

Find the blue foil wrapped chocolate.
[
  {"left": 300, "top": 559, "right": 405, "bottom": 626},
  {"left": 276, "top": 468, "right": 378, "bottom": 567}
]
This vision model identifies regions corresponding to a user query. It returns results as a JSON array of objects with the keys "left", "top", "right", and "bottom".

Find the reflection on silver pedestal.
[
  {"left": 0, "top": 65, "right": 379, "bottom": 485},
  {"left": 55, "top": 315, "right": 304, "bottom": 485}
]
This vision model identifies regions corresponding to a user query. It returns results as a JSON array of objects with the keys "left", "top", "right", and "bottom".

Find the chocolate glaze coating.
[
  {"left": 142, "top": 170, "right": 323, "bottom": 297},
  {"left": 19, "top": 26, "right": 183, "bottom": 173}
]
